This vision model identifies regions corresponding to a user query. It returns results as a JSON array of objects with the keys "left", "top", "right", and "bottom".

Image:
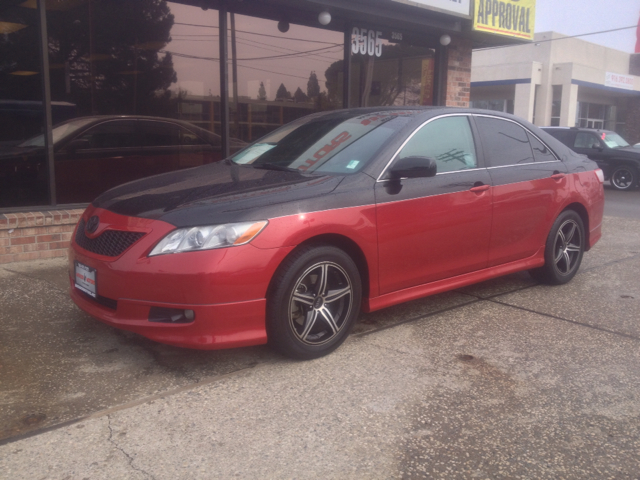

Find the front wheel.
[
  {"left": 610, "top": 165, "right": 638, "bottom": 191},
  {"left": 529, "top": 210, "right": 585, "bottom": 285},
  {"left": 267, "top": 245, "right": 362, "bottom": 360}
]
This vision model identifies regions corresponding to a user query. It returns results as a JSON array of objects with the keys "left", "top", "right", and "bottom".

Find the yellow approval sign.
[{"left": 473, "top": 0, "right": 536, "bottom": 41}]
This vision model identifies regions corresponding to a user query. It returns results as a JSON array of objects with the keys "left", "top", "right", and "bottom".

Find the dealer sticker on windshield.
[{"left": 74, "top": 261, "right": 97, "bottom": 298}]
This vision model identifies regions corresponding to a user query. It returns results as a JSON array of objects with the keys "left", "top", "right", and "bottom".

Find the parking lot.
[{"left": 1, "top": 186, "right": 639, "bottom": 479}]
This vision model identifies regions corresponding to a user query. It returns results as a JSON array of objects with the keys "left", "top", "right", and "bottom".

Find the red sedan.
[{"left": 69, "top": 107, "right": 605, "bottom": 359}]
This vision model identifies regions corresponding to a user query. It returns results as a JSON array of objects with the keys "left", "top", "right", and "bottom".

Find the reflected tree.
[
  {"left": 257, "top": 81, "right": 267, "bottom": 100},
  {"left": 275, "top": 83, "right": 291, "bottom": 101},
  {"left": 46, "top": 0, "right": 177, "bottom": 116},
  {"left": 293, "top": 87, "right": 308, "bottom": 103}
]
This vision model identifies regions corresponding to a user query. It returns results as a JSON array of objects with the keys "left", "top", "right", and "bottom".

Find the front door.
[{"left": 375, "top": 115, "right": 493, "bottom": 295}]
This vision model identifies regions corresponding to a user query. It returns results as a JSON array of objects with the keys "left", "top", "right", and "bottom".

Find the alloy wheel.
[
  {"left": 288, "top": 261, "right": 353, "bottom": 345},
  {"left": 553, "top": 219, "right": 583, "bottom": 276}
]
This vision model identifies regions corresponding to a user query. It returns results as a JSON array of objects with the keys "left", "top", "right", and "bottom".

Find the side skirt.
[{"left": 364, "top": 246, "right": 545, "bottom": 313}]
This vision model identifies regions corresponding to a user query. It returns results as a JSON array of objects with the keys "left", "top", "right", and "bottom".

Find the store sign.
[
  {"left": 352, "top": 27, "right": 383, "bottom": 57},
  {"left": 391, "top": 0, "right": 471, "bottom": 17},
  {"left": 473, "top": 0, "right": 536, "bottom": 41},
  {"left": 605, "top": 72, "right": 635, "bottom": 90}
]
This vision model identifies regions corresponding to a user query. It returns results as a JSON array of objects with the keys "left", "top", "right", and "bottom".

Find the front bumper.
[
  {"left": 69, "top": 281, "right": 268, "bottom": 349},
  {"left": 69, "top": 206, "right": 293, "bottom": 349}
]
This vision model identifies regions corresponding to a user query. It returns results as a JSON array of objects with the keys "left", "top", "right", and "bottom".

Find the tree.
[
  {"left": 293, "top": 87, "right": 308, "bottom": 103},
  {"left": 307, "top": 71, "right": 320, "bottom": 99},
  {"left": 257, "top": 81, "right": 267, "bottom": 101},
  {"left": 44, "top": 0, "right": 178, "bottom": 116},
  {"left": 275, "top": 83, "right": 291, "bottom": 100}
]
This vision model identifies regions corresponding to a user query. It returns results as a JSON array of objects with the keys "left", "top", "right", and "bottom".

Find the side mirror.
[
  {"left": 592, "top": 143, "right": 603, "bottom": 151},
  {"left": 66, "top": 138, "right": 91, "bottom": 154},
  {"left": 388, "top": 156, "right": 437, "bottom": 180}
]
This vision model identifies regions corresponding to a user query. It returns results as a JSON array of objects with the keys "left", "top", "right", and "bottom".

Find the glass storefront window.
[
  {"left": 0, "top": 2, "right": 50, "bottom": 208},
  {"left": 33, "top": 0, "right": 229, "bottom": 205},
  {"left": 349, "top": 27, "right": 435, "bottom": 108},
  {"left": 225, "top": 14, "right": 344, "bottom": 144},
  {"left": 1, "top": 2, "right": 452, "bottom": 210}
]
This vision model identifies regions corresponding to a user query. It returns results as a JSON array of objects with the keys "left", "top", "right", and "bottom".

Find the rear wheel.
[
  {"left": 529, "top": 210, "right": 585, "bottom": 285},
  {"left": 610, "top": 165, "right": 638, "bottom": 191},
  {"left": 267, "top": 245, "right": 362, "bottom": 360}
]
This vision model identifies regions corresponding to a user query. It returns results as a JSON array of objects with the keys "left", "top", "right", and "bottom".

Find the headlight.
[{"left": 149, "top": 221, "right": 268, "bottom": 256}]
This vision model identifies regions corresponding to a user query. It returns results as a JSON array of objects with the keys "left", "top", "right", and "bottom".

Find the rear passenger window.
[
  {"left": 475, "top": 116, "right": 533, "bottom": 167},
  {"left": 76, "top": 121, "right": 137, "bottom": 149},
  {"left": 398, "top": 116, "right": 477, "bottom": 173},
  {"left": 528, "top": 133, "right": 557, "bottom": 162},
  {"left": 140, "top": 122, "right": 180, "bottom": 147}
]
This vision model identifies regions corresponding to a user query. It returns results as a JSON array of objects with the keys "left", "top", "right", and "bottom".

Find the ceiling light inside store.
[
  {"left": 0, "top": 21, "right": 27, "bottom": 34},
  {"left": 278, "top": 20, "right": 289, "bottom": 33},
  {"left": 10, "top": 71, "right": 39, "bottom": 76},
  {"left": 318, "top": 11, "right": 331, "bottom": 26}
]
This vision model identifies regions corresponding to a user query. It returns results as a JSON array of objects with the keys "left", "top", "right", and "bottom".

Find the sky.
[{"left": 534, "top": 0, "right": 639, "bottom": 53}]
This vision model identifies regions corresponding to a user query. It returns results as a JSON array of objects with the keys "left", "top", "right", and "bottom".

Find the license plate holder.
[{"left": 74, "top": 261, "right": 97, "bottom": 298}]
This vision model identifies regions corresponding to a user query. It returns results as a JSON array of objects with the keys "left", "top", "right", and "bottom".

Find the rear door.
[
  {"left": 375, "top": 114, "right": 493, "bottom": 294},
  {"left": 474, "top": 115, "right": 568, "bottom": 266}
]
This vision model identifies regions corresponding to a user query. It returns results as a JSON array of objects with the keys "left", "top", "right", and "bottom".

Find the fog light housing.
[{"left": 148, "top": 307, "right": 195, "bottom": 323}]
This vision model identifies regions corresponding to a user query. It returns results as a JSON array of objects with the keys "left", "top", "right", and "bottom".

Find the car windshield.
[
  {"left": 230, "top": 110, "right": 418, "bottom": 174},
  {"left": 18, "top": 117, "right": 97, "bottom": 147},
  {"left": 602, "top": 132, "right": 629, "bottom": 149}
]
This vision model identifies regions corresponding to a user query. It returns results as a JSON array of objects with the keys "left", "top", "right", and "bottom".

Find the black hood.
[
  {"left": 93, "top": 160, "right": 345, "bottom": 227},
  {"left": 615, "top": 146, "right": 640, "bottom": 161}
]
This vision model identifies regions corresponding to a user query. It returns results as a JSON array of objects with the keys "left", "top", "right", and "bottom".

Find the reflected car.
[
  {"left": 69, "top": 108, "right": 605, "bottom": 359},
  {"left": 542, "top": 127, "right": 639, "bottom": 191},
  {"left": 0, "top": 115, "right": 246, "bottom": 206}
]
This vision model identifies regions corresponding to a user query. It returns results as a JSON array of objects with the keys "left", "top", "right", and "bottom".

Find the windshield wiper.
[{"left": 252, "top": 162, "right": 299, "bottom": 172}]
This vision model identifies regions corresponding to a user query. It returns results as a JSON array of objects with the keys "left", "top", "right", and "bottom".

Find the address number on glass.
[{"left": 351, "top": 27, "right": 382, "bottom": 57}]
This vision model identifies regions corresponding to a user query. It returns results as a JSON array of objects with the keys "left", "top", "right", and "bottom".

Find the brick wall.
[
  {"left": 0, "top": 209, "right": 84, "bottom": 265},
  {"left": 444, "top": 37, "right": 472, "bottom": 107}
]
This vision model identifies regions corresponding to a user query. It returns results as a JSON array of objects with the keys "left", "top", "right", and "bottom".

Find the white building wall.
[{"left": 471, "top": 32, "right": 640, "bottom": 127}]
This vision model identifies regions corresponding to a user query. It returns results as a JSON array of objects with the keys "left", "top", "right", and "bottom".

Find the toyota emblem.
[{"left": 85, "top": 215, "right": 100, "bottom": 234}]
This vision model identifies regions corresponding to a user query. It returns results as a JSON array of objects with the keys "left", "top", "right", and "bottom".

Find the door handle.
[
  {"left": 469, "top": 184, "right": 490, "bottom": 193},
  {"left": 551, "top": 172, "right": 566, "bottom": 181}
]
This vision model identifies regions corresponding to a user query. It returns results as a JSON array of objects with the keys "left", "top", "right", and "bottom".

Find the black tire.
[
  {"left": 267, "top": 245, "right": 362, "bottom": 360},
  {"left": 610, "top": 165, "right": 638, "bottom": 191},
  {"left": 529, "top": 210, "right": 585, "bottom": 285}
]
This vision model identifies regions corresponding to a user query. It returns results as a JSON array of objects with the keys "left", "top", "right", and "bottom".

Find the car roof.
[{"left": 542, "top": 126, "right": 616, "bottom": 134}]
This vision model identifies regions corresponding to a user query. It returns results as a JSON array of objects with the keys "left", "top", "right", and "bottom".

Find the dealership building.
[
  {"left": 0, "top": 0, "right": 530, "bottom": 264},
  {"left": 471, "top": 31, "right": 640, "bottom": 140}
]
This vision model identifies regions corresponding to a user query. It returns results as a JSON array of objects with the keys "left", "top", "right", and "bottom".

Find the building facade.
[
  {"left": 1, "top": 0, "right": 524, "bottom": 263},
  {"left": 471, "top": 31, "right": 640, "bottom": 141}
]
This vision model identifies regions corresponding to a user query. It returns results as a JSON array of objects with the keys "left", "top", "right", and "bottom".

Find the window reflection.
[
  {"left": 0, "top": 1, "right": 49, "bottom": 207},
  {"left": 349, "top": 31, "right": 435, "bottom": 108},
  {"left": 225, "top": 14, "right": 344, "bottom": 143}
]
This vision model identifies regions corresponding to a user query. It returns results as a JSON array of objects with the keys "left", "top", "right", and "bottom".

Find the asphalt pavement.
[{"left": 1, "top": 186, "right": 639, "bottom": 479}]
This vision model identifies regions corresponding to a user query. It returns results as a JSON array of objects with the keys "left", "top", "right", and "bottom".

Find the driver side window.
[
  {"left": 398, "top": 116, "right": 477, "bottom": 173},
  {"left": 574, "top": 132, "right": 600, "bottom": 149}
]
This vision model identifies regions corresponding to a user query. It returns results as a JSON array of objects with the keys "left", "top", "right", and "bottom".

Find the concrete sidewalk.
[{"left": 1, "top": 216, "right": 639, "bottom": 479}]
